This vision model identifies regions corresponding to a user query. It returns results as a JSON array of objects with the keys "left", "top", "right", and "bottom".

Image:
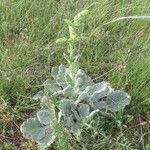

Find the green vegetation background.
[{"left": 0, "top": 0, "right": 149, "bottom": 149}]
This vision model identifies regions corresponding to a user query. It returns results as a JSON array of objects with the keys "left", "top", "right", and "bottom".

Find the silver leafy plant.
[{"left": 20, "top": 8, "right": 131, "bottom": 149}]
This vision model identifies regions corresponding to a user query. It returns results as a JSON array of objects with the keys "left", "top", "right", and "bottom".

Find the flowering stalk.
[{"left": 56, "top": 10, "right": 89, "bottom": 73}]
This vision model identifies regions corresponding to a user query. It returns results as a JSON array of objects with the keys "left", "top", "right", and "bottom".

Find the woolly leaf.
[
  {"left": 56, "top": 65, "right": 68, "bottom": 88},
  {"left": 51, "top": 67, "right": 59, "bottom": 80},
  {"left": 43, "top": 79, "right": 61, "bottom": 94},
  {"left": 73, "top": 110, "right": 80, "bottom": 121},
  {"left": 69, "top": 62, "right": 79, "bottom": 74},
  {"left": 106, "top": 90, "right": 131, "bottom": 112},
  {"left": 88, "top": 81, "right": 112, "bottom": 96},
  {"left": 89, "top": 82, "right": 112, "bottom": 109},
  {"left": 20, "top": 118, "right": 45, "bottom": 141},
  {"left": 20, "top": 117, "right": 55, "bottom": 148},
  {"left": 62, "top": 85, "right": 76, "bottom": 98},
  {"left": 75, "top": 92, "right": 89, "bottom": 104},
  {"left": 59, "top": 99, "right": 74, "bottom": 116},
  {"left": 38, "top": 134, "right": 55, "bottom": 149},
  {"left": 63, "top": 115, "right": 81, "bottom": 135},
  {"left": 90, "top": 101, "right": 106, "bottom": 110},
  {"left": 38, "top": 126, "right": 55, "bottom": 145},
  {"left": 75, "top": 78, "right": 83, "bottom": 88},
  {"left": 71, "top": 121, "right": 81, "bottom": 135},
  {"left": 74, "top": 69, "right": 93, "bottom": 90},
  {"left": 37, "top": 110, "right": 51, "bottom": 125},
  {"left": 65, "top": 69, "right": 74, "bottom": 86},
  {"left": 78, "top": 104, "right": 90, "bottom": 118},
  {"left": 33, "top": 91, "right": 44, "bottom": 101}
]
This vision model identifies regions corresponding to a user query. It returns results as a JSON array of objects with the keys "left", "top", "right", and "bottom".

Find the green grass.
[{"left": 0, "top": 0, "right": 150, "bottom": 149}]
